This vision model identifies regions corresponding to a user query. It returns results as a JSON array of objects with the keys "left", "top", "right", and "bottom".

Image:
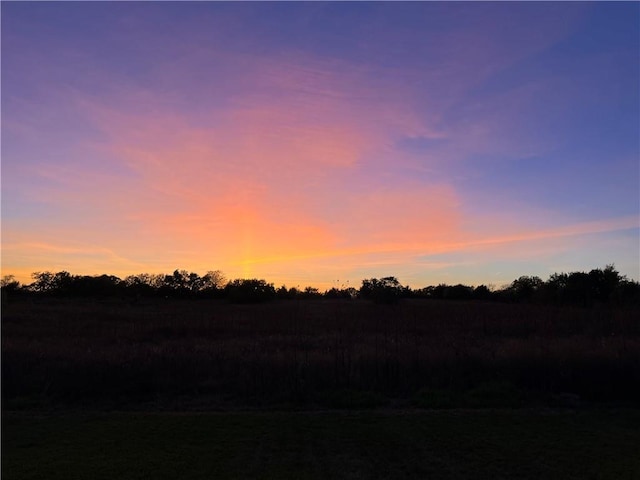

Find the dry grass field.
[
  {"left": 3, "top": 297, "right": 640, "bottom": 479},
  {"left": 3, "top": 297, "right": 639, "bottom": 409}
]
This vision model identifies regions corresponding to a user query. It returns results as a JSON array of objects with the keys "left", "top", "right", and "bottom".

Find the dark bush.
[
  {"left": 225, "top": 279, "right": 276, "bottom": 303},
  {"left": 360, "top": 277, "right": 404, "bottom": 304}
]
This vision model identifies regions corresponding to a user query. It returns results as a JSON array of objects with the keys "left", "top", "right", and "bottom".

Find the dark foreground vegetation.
[
  {"left": 3, "top": 295, "right": 639, "bottom": 410},
  {"left": 3, "top": 265, "right": 639, "bottom": 479},
  {"left": 4, "top": 410, "right": 640, "bottom": 479}
]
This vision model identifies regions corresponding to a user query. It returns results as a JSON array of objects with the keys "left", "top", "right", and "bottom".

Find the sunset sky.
[{"left": 2, "top": 2, "right": 639, "bottom": 289}]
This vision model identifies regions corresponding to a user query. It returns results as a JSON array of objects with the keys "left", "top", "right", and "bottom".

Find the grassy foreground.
[
  {"left": 4, "top": 298, "right": 640, "bottom": 408},
  {"left": 3, "top": 409, "right": 640, "bottom": 480}
]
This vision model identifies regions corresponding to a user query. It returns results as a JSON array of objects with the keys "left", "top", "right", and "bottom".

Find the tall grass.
[{"left": 2, "top": 297, "right": 639, "bottom": 409}]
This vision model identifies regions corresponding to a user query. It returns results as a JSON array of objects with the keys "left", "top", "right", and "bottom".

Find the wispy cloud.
[{"left": 2, "top": 3, "right": 637, "bottom": 285}]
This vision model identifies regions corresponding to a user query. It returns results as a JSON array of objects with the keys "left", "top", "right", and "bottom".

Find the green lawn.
[{"left": 3, "top": 409, "right": 640, "bottom": 479}]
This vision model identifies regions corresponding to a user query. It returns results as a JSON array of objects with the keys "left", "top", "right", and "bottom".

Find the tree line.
[{"left": 1, "top": 265, "right": 638, "bottom": 306}]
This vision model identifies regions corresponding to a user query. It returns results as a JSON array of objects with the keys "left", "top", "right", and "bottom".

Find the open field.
[
  {"left": 2, "top": 297, "right": 640, "bottom": 409},
  {"left": 3, "top": 297, "right": 640, "bottom": 478},
  {"left": 3, "top": 409, "right": 640, "bottom": 480}
]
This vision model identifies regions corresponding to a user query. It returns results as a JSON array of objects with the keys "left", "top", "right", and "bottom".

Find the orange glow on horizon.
[{"left": 3, "top": 214, "right": 637, "bottom": 288}]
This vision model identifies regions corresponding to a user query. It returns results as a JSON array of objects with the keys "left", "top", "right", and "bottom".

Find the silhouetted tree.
[
  {"left": 1, "top": 275, "right": 22, "bottom": 304},
  {"left": 565, "top": 271, "right": 593, "bottom": 306},
  {"left": 446, "top": 284, "right": 474, "bottom": 300},
  {"left": 276, "top": 285, "right": 290, "bottom": 299},
  {"left": 553, "top": 265, "right": 625, "bottom": 306},
  {"left": 9, "top": 265, "right": 636, "bottom": 305},
  {"left": 360, "top": 277, "right": 404, "bottom": 304},
  {"left": 432, "top": 284, "right": 448, "bottom": 299},
  {"left": 1, "top": 275, "right": 21, "bottom": 292},
  {"left": 542, "top": 272, "right": 569, "bottom": 303},
  {"left": 505, "top": 265, "right": 633, "bottom": 305},
  {"left": 225, "top": 279, "right": 276, "bottom": 303},
  {"left": 29, "top": 271, "right": 56, "bottom": 292},
  {"left": 612, "top": 278, "right": 640, "bottom": 305},
  {"left": 123, "top": 273, "right": 165, "bottom": 297},
  {"left": 28, "top": 271, "right": 74, "bottom": 295},
  {"left": 508, "top": 276, "right": 543, "bottom": 301},
  {"left": 302, "top": 286, "right": 321, "bottom": 299},
  {"left": 162, "top": 270, "right": 189, "bottom": 295},
  {"left": 324, "top": 287, "right": 357, "bottom": 299},
  {"left": 588, "top": 265, "right": 620, "bottom": 302},
  {"left": 274, "top": 286, "right": 304, "bottom": 299},
  {"left": 69, "top": 274, "right": 122, "bottom": 297},
  {"left": 158, "top": 270, "right": 210, "bottom": 297},
  {"left": 473, "top": 285, "right": 492, "bottom": 300},
  {"left": 416, "top": 283, "right": 475, "bottom": 300},
  {"left": 201, "top": 270, "right": 226, "bottom": 295}
]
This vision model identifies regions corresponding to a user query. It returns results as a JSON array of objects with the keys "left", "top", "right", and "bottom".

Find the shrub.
[
  {"left": 225, "top": 279, "right": 276, "bottom": 303},
  {"left": 360, "top": 277, "right": 404, "bottom": 304}
]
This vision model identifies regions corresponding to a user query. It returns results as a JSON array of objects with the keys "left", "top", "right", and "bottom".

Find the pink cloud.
[
  {"left": 57, "top": 89, "right": 465, "bottom": 280},
  {"left": 7, "top": 8, "right": 631, "bottom": 289}
]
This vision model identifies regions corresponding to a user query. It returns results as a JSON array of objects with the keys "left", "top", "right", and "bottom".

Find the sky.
[{"left": 2, "top": 2, "right": 639, "bottom": 289}]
